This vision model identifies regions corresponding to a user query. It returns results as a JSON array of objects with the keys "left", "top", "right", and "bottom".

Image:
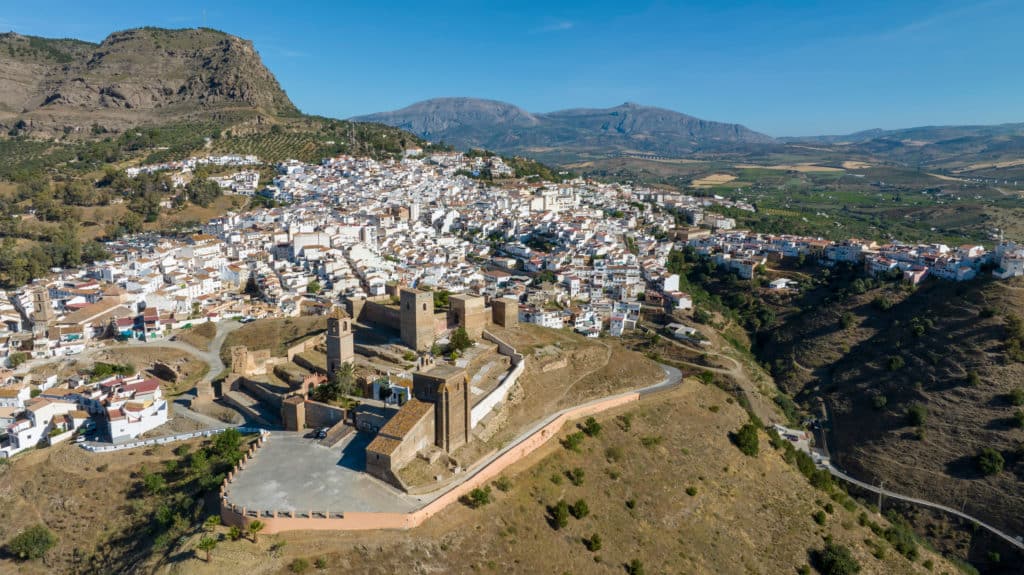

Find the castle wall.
[
  {"left": 220, "top": 391, "right": 644, "bottom": 534},
  {"left": 304, "top": 400, "right": 347, "bottom": 429}
]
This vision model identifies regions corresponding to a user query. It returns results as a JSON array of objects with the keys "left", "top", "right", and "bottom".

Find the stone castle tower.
[
  {"left": 400, "top": 288, "right": 435, "bottom": 351},
  {"left": 449, "top": 293, "right": 487, "bottom": 339},
  {"left": 326, "top": 308, "right": 355, "bottom": 374}
]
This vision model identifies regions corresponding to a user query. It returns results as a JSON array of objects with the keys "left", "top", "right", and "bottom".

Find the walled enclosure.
[{"left": 220, "top": 391, "right": 642, "bottom": 533}]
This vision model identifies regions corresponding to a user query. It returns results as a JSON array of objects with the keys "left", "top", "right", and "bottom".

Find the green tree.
[
  {"left": 815, "top": 542, "right": 861, "bottom": 575},
  {"left": 627, "top": 558, "right": 646, "bottom": 575},
  {"left": 212, "top": 428, "right": 243, "bottom": 460},
  {"left": 449, "top": 326, "right": 473, "bottom": 352},
  {"left": 306, "top": 279, "right": 321, "bottom": 294},
  {"left": 581, "top": 416, "right": 602, "bottom": 437},
  {"left": 432, "top": 289, "right": 450, "bottom": 310},
  {"left": 585, "top": 533, "right": 602, "bottom": 552},
  {"left": 561, "top": 431, "right": 585, "bottom": 452},
  {"left": 204, "top": 515, "right": 220, "bottom": 531},
  {"left": 1009, "top": 388, "right": 1024, "bottom": 406},
  {"left": 7, "top": 351, "right": 28, "bottom": 368},
  {"left": 906, "top": 404, "right": 927, "bottom": 427},
  {"left": 247, "top": 520, "right": 265, "bottom": 543},
  {"left": 464, "top": 486, "right": 492, "bottom": 509},
  {"left": 142, "top": 472, "right": 166, "bottom": 494},
  {"left": 552, "top": 500, "right": 569, "bottom": 530},
  {"left": 977, "top": 448, "right": 1004, "bottom": 476},
  {"left": 196, "top": 536, "right": 217, "bottom": 562},
  {"left": 313, "top": 362, "right": 358, "bottom": 403},
  {"left": 6, "top": 524, "right": 57, "bottom": 561},
  {"left": 731, "top": 422, "right": 760, "bottom": 456},
  {"left": 569, "top": 499, "right": 590, "bottom": 519}
]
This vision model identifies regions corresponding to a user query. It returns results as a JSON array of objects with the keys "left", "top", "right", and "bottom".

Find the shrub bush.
[
  {"left": 567, "top": 467, "right": 585, "bottom": 486},
  {"left": 976, "top": 447, "right": 1004, "bottom": 476},
  {"left": 6, "top": 524, "right": 57, "bottom": 560},
  {"left": 289, "top": 558, "right": 310, "bottom": 573},
  {"left": 569, "top": 499, "right": 589, "bottom": 519},
  {"left": 552, "top": 500, "right": 569, "bottom": 530},
  {"left": 730, "top": 422, "right": 760, "bottom": 456},
  {"left": 584, "top": 533, "right": 602, "bottom": 552},
  {"left": 581, "top": 416, "right": 602, "bottom": 437},
  {"left": 1010, "top": 388, "right": 1024, "bottom": 406},
  {"left": 905, "top": 404, "right": 927, "bottom": 426},
  {"left": 814, "top": 542, "right": 861, "bottom": 575},
  {"left": 561, "top": 432, "right": 585, "bottom": 452},
  {"left": 464, "top": 486, "right": 493, "bottom": 508},
  {"left": 640, "top": 435, "right": 663, "bottom": 448},
  {"left": 493, "top": 476, "right": 512, "bottom": 492}
]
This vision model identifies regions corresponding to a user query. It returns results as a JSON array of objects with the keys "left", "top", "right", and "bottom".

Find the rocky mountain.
[
  {"left": 354, "top": 98, "right": 775, "bottom": 162},
  {"left": 0, "top": 28, "right": 298, "bottom": 135}
]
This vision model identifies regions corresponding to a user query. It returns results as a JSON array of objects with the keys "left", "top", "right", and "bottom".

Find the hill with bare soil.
[{"left": 760, "top": 273, "right": 1024, "bottom": 565}]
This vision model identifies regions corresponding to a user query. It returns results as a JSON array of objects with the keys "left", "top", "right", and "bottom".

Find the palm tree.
[
  {"left": 247, "top": 520, "right": 265, "bottom": 544},
  {"left": 197, "top": 536, "right": 217, "bottom": 562},
  {"left": 203, "top": 515, "right": 220, "bottom": 532}
]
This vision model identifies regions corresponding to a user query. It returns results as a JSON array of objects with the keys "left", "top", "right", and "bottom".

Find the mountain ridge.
[{"left": 353, "top": 97, "right": 775, "bottom": 161}]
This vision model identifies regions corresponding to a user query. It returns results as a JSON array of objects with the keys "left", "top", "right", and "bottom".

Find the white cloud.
[{"left": 533, "top": 21, "right": 574, "bottom": 34}]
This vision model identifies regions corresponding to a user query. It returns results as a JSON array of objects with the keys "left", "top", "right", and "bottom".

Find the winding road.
[{"left": 825, "top": 464, "right": 1024, "bottom": 551}]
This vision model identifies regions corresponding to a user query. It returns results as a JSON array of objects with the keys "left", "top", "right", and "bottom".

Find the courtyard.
[{"left": 225, "top": 431, "right": 424, "bottom": 514}]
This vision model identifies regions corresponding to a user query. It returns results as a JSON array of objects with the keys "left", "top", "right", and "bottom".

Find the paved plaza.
[{"left": 226, "top": 431, "right": 424, "bottom": 514}]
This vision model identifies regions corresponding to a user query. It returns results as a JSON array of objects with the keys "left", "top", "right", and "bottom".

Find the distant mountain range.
[
  {"left": 353, "top": 98, "right": 775, "bottom": 162},
  {"left": 355, "top": 98, "right": 1024, "bottom": 169},
  {"left": 0, "top": 28, "right": 298, "bottom": 136},
  {"left": 784, "top": 122, "right": 1024, "bottom": 145}
]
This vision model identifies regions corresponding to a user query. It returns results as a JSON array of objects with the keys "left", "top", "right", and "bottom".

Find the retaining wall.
[
  {"left": 470, "top": 331, "right": 525, "bottom": 428},
  {"left": 80, "top": 426, "right": 261, "bottom": 453}
]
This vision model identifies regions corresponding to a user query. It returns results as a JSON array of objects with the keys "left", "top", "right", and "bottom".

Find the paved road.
[{"left": 825, "top": 464, "right": 1024, "bottom": 551}]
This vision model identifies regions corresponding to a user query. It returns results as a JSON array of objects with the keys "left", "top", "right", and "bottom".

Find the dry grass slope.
[{"left": 160, "top": 382, "right": 955, "bottom": 575}]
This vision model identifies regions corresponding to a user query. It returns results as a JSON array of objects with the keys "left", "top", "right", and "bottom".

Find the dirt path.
[{"left": 639, "top": 323, "right": 779, "bottom": 422}]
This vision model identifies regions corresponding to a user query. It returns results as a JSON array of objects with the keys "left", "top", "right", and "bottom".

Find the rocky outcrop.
[{"left": 0, "top": 28, "right": 298, "bottom": 135}]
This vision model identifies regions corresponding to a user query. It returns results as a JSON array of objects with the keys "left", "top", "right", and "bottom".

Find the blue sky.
[{"left": 3, "top": 0, "right": 1021, "bottom": 136}]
